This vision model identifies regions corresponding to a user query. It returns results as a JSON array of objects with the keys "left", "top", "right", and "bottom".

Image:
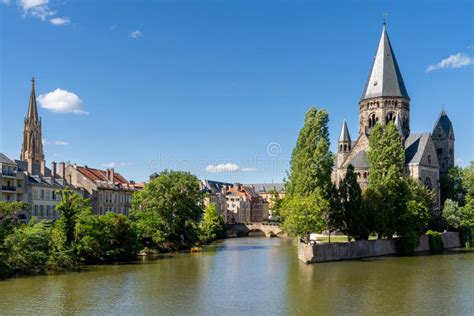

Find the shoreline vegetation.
[{"left": 1, "top": 108, "right": 473, "bottom": 280}]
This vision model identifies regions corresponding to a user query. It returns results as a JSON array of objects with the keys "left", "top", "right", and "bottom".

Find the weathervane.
[{"left": 382, "top": 13, "right": 388, "bottom": 26}]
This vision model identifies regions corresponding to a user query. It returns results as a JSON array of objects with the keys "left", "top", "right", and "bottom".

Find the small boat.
[{"left": 191, "top": 246, "right": 202, "bottom": 253}]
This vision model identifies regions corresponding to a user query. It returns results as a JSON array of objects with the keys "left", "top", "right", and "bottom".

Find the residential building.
[
  {"left": 64, "top": 164, "right": 137, "bottom": 215},
  {"left": 247, "top": 183, "right": 285, "bottom": 220},
  {"left": 201, "top": 179, "right": 232, "bottom": 222},
  {"left": 0, "top": 153, "right": 26, "bottom": 204}
]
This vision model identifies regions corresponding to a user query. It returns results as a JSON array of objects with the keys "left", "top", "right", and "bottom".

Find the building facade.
[
  {"left": 64, "top": 164, "right": 137, "bottom": 216},
  {"left": 333, "top": 24, "right": 454, "bottom": 205}
]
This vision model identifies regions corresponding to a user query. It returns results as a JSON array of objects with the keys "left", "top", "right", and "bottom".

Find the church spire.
[
  {"left": 27, "top": 77, "right": 39, "bottom": 122},
  {"left": 361, "top": 24, "right": 409, "bottom": 101},
  {"left": 21, "top": 77, "right": 44, "bottom": 163},
  {"left": 339, "top": 118, "right": 351, "bottom": 143}
]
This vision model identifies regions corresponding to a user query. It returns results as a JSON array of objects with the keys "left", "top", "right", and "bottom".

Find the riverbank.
[{"left": 299, "top": 232, "right": 461, "bottom": 263}]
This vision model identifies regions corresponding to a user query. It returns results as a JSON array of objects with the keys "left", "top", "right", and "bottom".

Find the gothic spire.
[
  {"left": 361, "top": 24, "right": 409, "bottom": 101},
  {"left": 339, "top": 118, "right": 351, "bottom": 142},
  {"left": 27, "top": 77, "right": 39, "bottom": 122}
]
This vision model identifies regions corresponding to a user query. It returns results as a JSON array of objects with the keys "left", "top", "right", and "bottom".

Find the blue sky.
[{"left": 1, "top": 0, "right": 473, "bottom": 183}]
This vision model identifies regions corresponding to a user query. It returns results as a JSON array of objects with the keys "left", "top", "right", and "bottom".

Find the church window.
[
  {"left": 386, "top": 112, "right": 395, "bottom": 124},
  {"left": 428, "top": 154, "right": 432, "bottom": 164},
  {"left": 363, "top": 172, "right": 367, "bottom": 179},
  {"left": 343, "top": 144, "right": 347, "bottom": 152},
  {"left": 437, "top": 148, "right": 443, "bottom": 155}
]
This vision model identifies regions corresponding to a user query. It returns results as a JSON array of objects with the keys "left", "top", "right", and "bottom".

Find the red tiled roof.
[{"left": 77, "top": 166, "right": 129, "bottom": 185}]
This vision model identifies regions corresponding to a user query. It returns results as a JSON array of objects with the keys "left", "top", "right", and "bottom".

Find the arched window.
[
  {"left": 343, "top": 144, "right": 347, "bottom": 152},
  {"left": 386, "top": 112, "right": 395, "bottom": 124},
  {"left": 339, "top": 144, "right": 343, "bottom": 151},
  {"left": 368, "top": 113, "right": 379, "bottom": 128}
]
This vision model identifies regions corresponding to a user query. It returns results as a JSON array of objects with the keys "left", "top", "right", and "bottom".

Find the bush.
[
  {"left": 459, "top": 226, "right": 472, "bottom": 248},
  {"left": 3, "top": 222, "right": 51, "bottom": 275},
  {"left": 426, "top": 230, "right": 444, "bottom": 253}
]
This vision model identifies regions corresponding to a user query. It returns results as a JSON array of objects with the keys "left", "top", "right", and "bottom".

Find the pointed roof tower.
[
  {"left": 339, "top": 118, "right": 351, "bottom": 142},
  {"left": 27, "top": 77, "right": 39, "bottom": 122},
  {"left": 361, "top": 24, "right": 409, "bottom": 101},
  {"left": 394, "top": 112, "right": 404, "bottom": 136},
  {"left": 433, "top": 110, "right": 454, "bottom": 138}
]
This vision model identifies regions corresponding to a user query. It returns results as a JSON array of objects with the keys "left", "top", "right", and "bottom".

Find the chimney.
[
  {"left": 40, "top": 160, "right": 46, "bottom": 176},
  {"left": 110, "top": 168, "right": 115, "bottom": 182},
  {"left": 27, "top": 158, "right": 34, "bottom": 174},
  {"left": 51, "top": 161, "right": 57, "bottom": 177},
  {"left": 58, "top": 162, "right": 66, "bottom": 179}
]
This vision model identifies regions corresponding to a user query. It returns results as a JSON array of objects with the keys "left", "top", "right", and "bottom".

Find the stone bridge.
[{"left": 226, "top": 223, "right": 283, "bottom": 238}]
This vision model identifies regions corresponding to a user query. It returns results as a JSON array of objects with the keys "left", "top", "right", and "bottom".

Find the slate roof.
[
  {"left": 247, "top": 183, "right": 285, "bottom": 193},
  {"left": 201, "top": 179, "right": 232, "bottom": 193},
  {"left": 0, "top": 153, "right": 16, "bottom": 165},
  {"left": 405, "top": 133, "right": 430, "bottom": 165},
  {"left": 349, "top": 150, "right": 370, "bottom": 169},
  {"left": 433, "top": 111, "right": 454, "bottom": 136},
  {"left": 361, "top": 25, "right": 409, "bottom": 100},
  {"left": 339, "top": 119, "right": 351, "bottom": 142}
]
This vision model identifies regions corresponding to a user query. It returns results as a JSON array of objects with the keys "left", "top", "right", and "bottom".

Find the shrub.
[{"left": 426, "top": 230, "right": 444, "bottom": 253}]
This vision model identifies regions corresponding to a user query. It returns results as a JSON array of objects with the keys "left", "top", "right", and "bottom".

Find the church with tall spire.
[
  {"left": 20, "top": 77, "right": 44, "bottom": 164},
  {"left": 333, "top": 24, "right": 455, "bottom": 205}
]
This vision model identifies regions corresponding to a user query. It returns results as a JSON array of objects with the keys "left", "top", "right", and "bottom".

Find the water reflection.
[{"left": 0, "top": 238, "right": 473, "bottom": 315}]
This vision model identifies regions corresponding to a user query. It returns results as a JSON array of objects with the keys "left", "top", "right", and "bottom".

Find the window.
[
  {"left": 424, "top": 178, "right": 433, "bottom": 190},
  {"left": 437, "top": 148, "right": 443, "bottom": 155},
  {"left": 368, "top": 113, "right": 378, "bottom": 128},
  {"left": 40, "top": 189, "right": 45, "bottom": 200}
]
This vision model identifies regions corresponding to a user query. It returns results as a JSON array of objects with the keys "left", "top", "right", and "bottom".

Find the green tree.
[
  {"left": 131, "top": 170, "right": 205, "bottom": 250},
  {"left": 285, "top": 107, "right": 334, "bottom": 197},
  {"left": 442, "top": 199, "right": 462, "bottom": 230},
  {"left": 0, "top": 201, "right": 28, "bottom": 242},
  {"left": 200, "top": 203, "right": 226, "bottom": 244},
  {"left": 367, "top": 123, "right": 406, "bottom": 238},
  {"left": 337, "top": 165, "right": 369, "bottom": 240},
  {"left": 280, "top": 194, "right": 328, "bottom": 240},
  {"left": 3, "top": 221, "right": 51, "bottom": 275},
  {"left": 282, "top": 107, "right": 333, "bottom": 240},
  {"left": 440, "top": 166, "right": 466, "bottom": 206},
  {"left": 268, "top": 189, "right": 283, "bottom": 221},
  {"left": 76, "top": 212, "right": 139, "bottom": 263}
]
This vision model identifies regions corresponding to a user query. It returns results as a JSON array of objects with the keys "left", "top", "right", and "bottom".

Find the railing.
[
  {"left": 1, "top": 171, "right": 17, "bottom": 177},
  {"left": 1, "top": 185, "right": 16, "bottom": 191}
]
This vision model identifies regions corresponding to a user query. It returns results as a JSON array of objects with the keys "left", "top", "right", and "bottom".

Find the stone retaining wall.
[{"left": 299, "top": 232, "right": 460, "bottom": 264}]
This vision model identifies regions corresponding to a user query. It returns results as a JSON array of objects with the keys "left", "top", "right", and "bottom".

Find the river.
[{"left": 0, "top": 237, "right": 473, "bottom": 315}]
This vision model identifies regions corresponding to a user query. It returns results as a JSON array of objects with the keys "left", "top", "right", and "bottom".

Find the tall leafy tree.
[
  {"left": 285, "top": 107, "right": 334, "bottom": 198},
  {"left": 131, "top": 170, "right": 204, "bottom": 250},
  {"left": 338, "top": 165, "right": 368, "bottom": 240},
  {"left": 367, "top": 123, "right": 406, "bottom": 238},
  {"left": 283, "top": 107, "right": 333, "bottom": 239}
]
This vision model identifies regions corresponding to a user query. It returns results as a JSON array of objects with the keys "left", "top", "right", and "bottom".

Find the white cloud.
[
  {"left": 427, "top": 53, "right": 474, "bottom": 72},
  {"left": 129, "top": 30, "right": 142, "bottom": 38},
  {"left": 19, "top": 0, "right": 55, "bottom": 21},
  {"left": 205, "top": 163, "right": 257, "bottom": 173},
  {"left": 49, "top": 16, "right": 70, "bottom": 25},
  {"left": 37, "top": 88, "right": 88, "bottom": 115},
  {"left": 101, "top": 162, "right": 132, "bottom": 168},
  {"left": 206, "top": 163, "right": 240, "bottom": 173},
  {"left": 43, "top": 139, "right": 69, "bottom": 145}
]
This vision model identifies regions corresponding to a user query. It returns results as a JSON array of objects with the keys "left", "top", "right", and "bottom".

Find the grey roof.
[
  {"left": 339, "top": 119, "right": 351, "bottom": 142},
  {"left": 433, "top": 110, "right": 454, "bottom": 136},
  {"left": 348, "top": 150, "right": 369, "bottom": 169},
  {"left": 405, "top": 133, "right": 430, "bottom": 164},
  {"left": 0, "top": 153, "right": 16, "bottom": 165},
  {"left": 361, "top": 25, "right": 409, "bottom": 101},
  {"left": 247, "top": 183, "right": 285, "bottom": 193},
  {"left": 201, "top": 179, "right": 232, "bottom": 193}
]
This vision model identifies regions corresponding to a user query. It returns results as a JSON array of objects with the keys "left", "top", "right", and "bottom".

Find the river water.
[{"left": 0, "top": 237, "right": 473, "bottom": 315}]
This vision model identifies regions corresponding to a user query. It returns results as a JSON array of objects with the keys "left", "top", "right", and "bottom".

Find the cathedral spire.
[
  {"left": 27, "top": 77, "right": 39, "bottom": 122},
  {"left": 21, "top": 77, "right": 44, "bottom": 163},
  {"left": 361, "top": 25, "right": 409, "bottom": 101}
]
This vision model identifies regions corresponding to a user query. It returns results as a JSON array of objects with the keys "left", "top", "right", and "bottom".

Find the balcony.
[
  {"left": 2, "top": 185, "right": 16, "bottom": 192},
  {"left": 1, "top": 171, "right": 17, "bottom": 177}
]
